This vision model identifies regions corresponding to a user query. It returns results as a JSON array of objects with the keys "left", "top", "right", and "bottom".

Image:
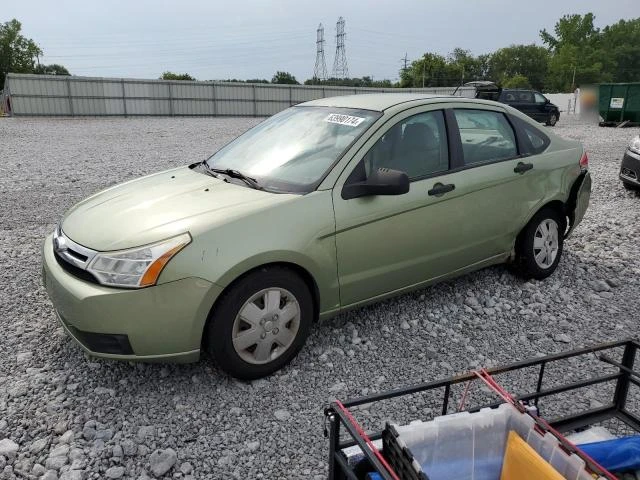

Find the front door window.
[{"left": 360, "top": 110, "right": 449, "bottom": 180}]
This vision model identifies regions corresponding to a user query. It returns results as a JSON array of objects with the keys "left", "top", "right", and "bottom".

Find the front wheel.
[
  {"left": 623, "top": 181, "right": 640, "bottom": 192},
  {"left": 205, "top": 266, "right": 313, "bottom": 380},
  {"left": 514, "top": 208, "right": 565, "bottom": 280},
  {"left": 546, "top": 113, "right": 558, "bottom": 126}
]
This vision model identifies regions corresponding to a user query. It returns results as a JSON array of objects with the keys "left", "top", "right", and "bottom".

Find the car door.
[
  {"left": 332, "top": 107, "right": 479, "bottom": 307},
  {"left": 450, "top": 107, "right": 550, "bottom": 256},
  {"left": 514, "top": 91, "right": 539, "bottom": 121},
  {"left": 533, "top": 92, "right": 550, "bottom": 121}
]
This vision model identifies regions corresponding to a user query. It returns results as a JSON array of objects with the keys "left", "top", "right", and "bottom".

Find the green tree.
[
  {"left": 502, "top": 74, "right": 531, "bottom": 89},
  {"left": 540, "top": 13, "right": 608, "bottom": 91},
  {"left": 271, "top": 71, "right": 299, "bottom": 84},
  {"left": 304, "top": 76, "right": 394, "bottom": 87},
  {"left": 540, "top": 13, "right": 600, "bottom": 52},
  {"left": 0, "top": 19, "right": 42, "bottom": 89},
  {"left": 160, "top": 71, "right": 195, "bottom": 81},
  {"left": 448, "top": 48, "right": 485, "bottom": 84},
  {"left": 400, "top": 53, "right": 452, "bottom": 88},
  {"left": 34, "top": 64, "right": 70, "bottom": 75},
  {"left": 488, "top": 45, "right": 549, "bottom": 91},
  {"left": 600, "top": 18, "right": 640, "bottom": 82}
]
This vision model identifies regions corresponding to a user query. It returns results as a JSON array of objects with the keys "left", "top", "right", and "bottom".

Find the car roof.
[{"left": 300, "top": 93, "right": 459, "bottom": 112}]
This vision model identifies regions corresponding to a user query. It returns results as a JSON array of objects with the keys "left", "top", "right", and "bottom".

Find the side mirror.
[{"left": 341, "top": 167, "right": 410, "bottom": 200}]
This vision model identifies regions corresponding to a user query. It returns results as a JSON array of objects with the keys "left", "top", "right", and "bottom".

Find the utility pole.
[
  {"left": 313, "top": 23, "right": 327, "bottom": 81},
  {"left": 422, "top": 55, "right": 426, "bottom": 88},
  {"left": 571, "top": 65, "right": 576, "bottom": 91}
]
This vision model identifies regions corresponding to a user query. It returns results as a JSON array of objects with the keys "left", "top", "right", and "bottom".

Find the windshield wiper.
[
  {"left": 208, "top": 166, "right": 263, "bottom": 190},
  {"left": 198, "top": 161, "right": 224, "bottom": 180}
]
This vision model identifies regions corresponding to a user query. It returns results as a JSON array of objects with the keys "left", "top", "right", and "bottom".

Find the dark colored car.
[
  {"left": 460, "top": 82, "right": 561, "bottom": 126},
  {"left": 620, "top": 135, "right": 640, "bottom": 191}
]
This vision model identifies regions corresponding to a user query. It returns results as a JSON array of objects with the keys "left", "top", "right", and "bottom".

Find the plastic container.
[{"left": 383, "top": 403, "right": 596, "bottom": 480}]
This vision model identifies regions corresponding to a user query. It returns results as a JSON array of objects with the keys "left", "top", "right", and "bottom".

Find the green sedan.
[{"left": 42, "top": 94, "right": 591, "bottom": 379}]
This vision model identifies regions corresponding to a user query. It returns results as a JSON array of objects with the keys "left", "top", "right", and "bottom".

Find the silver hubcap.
[
  {"left": 533, "top": 218, "right": 559, "bottom": 269},
  {"left": 232, "top": 288, "right": 300, "bottom": 365}
]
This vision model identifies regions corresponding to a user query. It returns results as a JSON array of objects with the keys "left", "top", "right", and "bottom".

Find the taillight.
[{"left": 579, "top": 151, "right": 589, "bottom": 170}]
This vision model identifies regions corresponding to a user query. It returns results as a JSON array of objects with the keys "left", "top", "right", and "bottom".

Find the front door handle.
[
  {"left": 514, "top": 162, "right": 533, "bottom": 174},
  {"left": 428, "top": 183, "right": 455, "bottom": 196}
]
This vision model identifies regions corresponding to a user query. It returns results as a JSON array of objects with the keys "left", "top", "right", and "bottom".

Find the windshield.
[{"left": 205, "top": 106, "right": 380, "bottom": 193}]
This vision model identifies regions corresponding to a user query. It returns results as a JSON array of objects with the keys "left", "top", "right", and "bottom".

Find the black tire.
[
  {"left": 546, "top": 113, "right": 558, "bottom": 126},
  {"left": 205, "top": 266, "right": 313, "bottom": 380},
  {"left": 623, "top": 181, "right": 640, "bottom": 192},
  {"left": 514, "top": 208, "right": 566, "bottom": 280}
]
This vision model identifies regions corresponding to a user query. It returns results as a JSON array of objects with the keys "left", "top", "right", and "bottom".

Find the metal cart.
[{"left": 325, "top": 339, "right": 640, "bottom": 480}]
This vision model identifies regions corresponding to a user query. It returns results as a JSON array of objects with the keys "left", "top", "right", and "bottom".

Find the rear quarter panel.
[{"left": 505, "top": 105, "right": 584, "bottom": 226}]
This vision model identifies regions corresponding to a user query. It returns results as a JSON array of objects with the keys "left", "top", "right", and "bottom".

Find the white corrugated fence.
[{"left": 2, "top": 73, "right": 472, "bottom": 117}]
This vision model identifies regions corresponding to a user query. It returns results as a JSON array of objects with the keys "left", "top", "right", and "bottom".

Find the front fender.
[{"left": 214, "top": 250, "right": 339, "bottom": 316}]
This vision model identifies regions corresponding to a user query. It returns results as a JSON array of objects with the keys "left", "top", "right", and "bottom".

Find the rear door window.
[
  {"left": 509, "top": 115, "right": 551, "bottom": 155},
  {"left": 454, "top": 109, "right": 518, "bottom": 166},
  {"left": 518, "top": 91, "right": 535, "bottom": 103}
]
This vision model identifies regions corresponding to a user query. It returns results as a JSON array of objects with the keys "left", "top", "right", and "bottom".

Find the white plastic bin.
[{"left": 386, "top": 403, "right": 597, "bottom": 480}]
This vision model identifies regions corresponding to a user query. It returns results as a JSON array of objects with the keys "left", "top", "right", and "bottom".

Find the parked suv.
[
  {"left": 464, "top": 82, "right": 561, "bottom": 126},
  {"left": 43, "top": 94, "right": 590, "bottom": 379}
]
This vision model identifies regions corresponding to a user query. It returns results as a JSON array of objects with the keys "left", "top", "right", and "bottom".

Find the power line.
[
  {"left": 332, "top": 17, "right": 348, "bottom": 79},
  {"left": 313, "top": 23, "right": 327, "bottom": 80}
]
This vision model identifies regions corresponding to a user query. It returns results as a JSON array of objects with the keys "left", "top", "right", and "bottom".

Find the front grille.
[
  {"left": 65, "top": 248, "right": 88, "bottom": 263},
  {"left": 54, "top": 251, "right": 99, "bottom": 284},
  {"left": 621, "top": 167, "right": 638, "bottom": 180}
]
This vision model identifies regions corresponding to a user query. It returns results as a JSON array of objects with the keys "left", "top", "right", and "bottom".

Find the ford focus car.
[
  {"left": 42, "top": 94, "right": 591, "bottom": 379},
  {"left": 620, "top": 135, "right": 640, "bottom": 191}
]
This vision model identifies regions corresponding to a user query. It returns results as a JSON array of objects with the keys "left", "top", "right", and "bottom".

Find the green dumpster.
[{"left": 598, "top": 83, "right": 640, "bottom": 124}]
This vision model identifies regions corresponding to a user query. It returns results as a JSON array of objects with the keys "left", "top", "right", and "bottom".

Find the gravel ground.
[{"left": 1, "top": 114, "right": 639, "bottom": 480}]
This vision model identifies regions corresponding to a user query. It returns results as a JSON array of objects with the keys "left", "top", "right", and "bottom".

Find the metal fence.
[{"left": 3, "top": 73, "right": 473, "bottom": 117}]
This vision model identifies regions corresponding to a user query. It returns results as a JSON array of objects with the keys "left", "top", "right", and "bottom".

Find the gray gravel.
[{"left": 1, "top": 115, "right": 639, "bottom": 479}]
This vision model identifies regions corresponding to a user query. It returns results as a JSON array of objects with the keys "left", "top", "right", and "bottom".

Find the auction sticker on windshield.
[{"left": 324, "top": 113, "right": 366, "bottom": 127}]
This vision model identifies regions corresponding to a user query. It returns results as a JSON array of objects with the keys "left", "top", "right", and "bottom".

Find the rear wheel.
[
  {"left": 546, "top": 113, "right": 558, "bottom": 126},
  {"left": 514, "top": 208, "right": 565, "bottom": 279},
  {"left": 205, "top": 266, "right": 313, "bottom": 380}
]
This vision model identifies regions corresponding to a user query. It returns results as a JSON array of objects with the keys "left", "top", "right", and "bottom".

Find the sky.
[{"left": 4, "top": 0, "right": 639, "bottom": 82}]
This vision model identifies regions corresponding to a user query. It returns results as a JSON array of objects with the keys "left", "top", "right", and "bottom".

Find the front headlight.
[
  {"left": 629, "top": 136, "right": 640, "bottom": 155},
  {"left": 87, "top": 233, "right": 191, "bottom": 288}
]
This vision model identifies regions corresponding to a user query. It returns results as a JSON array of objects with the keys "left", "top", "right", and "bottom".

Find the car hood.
[{"left": 61, "top": 166, "right": 294, "bottom": 251}]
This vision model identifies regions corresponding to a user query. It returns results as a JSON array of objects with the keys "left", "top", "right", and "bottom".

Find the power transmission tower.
[
  {"left": 332, "top": 17, "right": 349, "bottom": 79},
  {"left": 401, "top": 53, "right": 409, "bottom": 72},
  {"left": 313, "top": 23, "right": 328, "bottom": 81},
  {"left": 400, "top": 53, "right": 409, "bottom": 80}
]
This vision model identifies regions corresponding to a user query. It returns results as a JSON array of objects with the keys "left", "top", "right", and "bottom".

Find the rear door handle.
[
  {"left": 514, "top": 162, "right": 533, "bottom": 174},
  {"left": 428, "top": 183, "right": 455, "bottom": 196}
]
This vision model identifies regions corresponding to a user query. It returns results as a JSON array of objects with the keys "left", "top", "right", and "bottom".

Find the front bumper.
[
  {"left": 620, "top": 148, "right": 640, "bottom": 187},
  {"left": 42, "top": 234, "right": 222, "bottom": 362}
]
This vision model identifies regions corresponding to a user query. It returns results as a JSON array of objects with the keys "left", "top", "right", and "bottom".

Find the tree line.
[
  {"left": 395, "top": 14, "right": 640, "bottom": 92},
  {"left": 2, "top": 14, "right": 639, "bottom": 92}
]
